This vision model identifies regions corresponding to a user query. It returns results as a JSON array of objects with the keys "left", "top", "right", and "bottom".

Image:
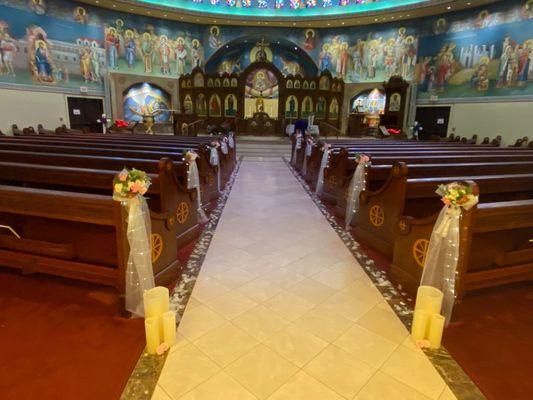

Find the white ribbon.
[
  {"left": 113, "top": 195, "right": 155, "bottom": 317},
  {"left": 315, "top": 149, "right": 330, "bottom": 195},
  {"left": 187, "top": 161, "right": 209, "bottom": 224},
  {"left": 221, "top": 141, "right": 229, "bottom": 155},
  {"left": 209, "top": 147, "right": 221, "bottom": 193},
  {"left": 420, "top": 206, "right": 461, "bottom": 325},
  {"left": 345, "top": 161, "right": 368, "bottom": 229},
  {"left": 228, "top": 133, "right": 235, "bottom": 149},
  {"left": 302, "top": 141, "right": 313, "bottom": 176},
  {"left": 292, "top": 134, "right": 303, "bottom": 166}
]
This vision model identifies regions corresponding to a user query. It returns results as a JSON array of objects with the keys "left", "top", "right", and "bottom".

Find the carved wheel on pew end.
[
  {"left": 369, "top": 205, "right": 385, "bottom": 227},
  {"left": 327, "top": 175, "right": 338, "bottom": 189},
  {"left": 176, "top": 202, "right": 190, "bottom": 224},
  {"left": 151, "top": 233, "right": 164, "bottom": 263},
  {"left": 412, "top": 239, "right": 430, "bottom": 268}
]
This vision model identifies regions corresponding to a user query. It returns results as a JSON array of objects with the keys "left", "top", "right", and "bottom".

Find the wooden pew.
[
  {"left": 0, "top": 183, "right": 178, "bottom": 315},
  {"left": 353, "top": 161, "right": 533, "bottom": 257},
  {"left": 0, "top": 159, "right": 200, "bottom": 247},
  {"left": 0, "top": 139, "right": 223, "bottom": 204},
  {"left": 1, "top": 133, "right": 237, "bottom": 180},
  {"left": 391, "top": 182, "right": 533, "bottom": 315}
]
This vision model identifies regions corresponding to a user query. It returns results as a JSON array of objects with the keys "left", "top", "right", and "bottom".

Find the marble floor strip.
[
  {"left": 120, "top": 159, "right": 243, "bottom": 400},
  {"left": 147, "top": 159, "right": 480, "bottom": 400}
]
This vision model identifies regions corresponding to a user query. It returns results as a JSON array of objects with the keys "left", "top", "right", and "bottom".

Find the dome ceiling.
[
  {"left": 136, "top": 0, "right": 431, "bottom": 18},
  {"left": 83, "top": 0, "right": 501, "bottom": 26}
]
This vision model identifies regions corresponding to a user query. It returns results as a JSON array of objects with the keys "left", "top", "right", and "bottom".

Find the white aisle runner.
[{"left": 152, "top": 160, "right": 455, "bottom": 400}]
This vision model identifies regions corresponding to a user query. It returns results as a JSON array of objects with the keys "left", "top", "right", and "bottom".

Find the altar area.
[{"left": 173, "top": 37, "right": 345, "bottom": 136}]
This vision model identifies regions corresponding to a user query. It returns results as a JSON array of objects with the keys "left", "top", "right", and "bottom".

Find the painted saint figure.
[
  {"left": 141, "top": 33, "right": 154, "bottom": 73},
  {"left": 158, "top": 35, "right": 171, "bottom": 75},
  {"left": 105, "top": 27, "right": 119, "bottom": 70},
  {"left": 174, "top": 37, "right": 187, "bottom": 76},
  {"left": 0, "top": 33, "right": 18, "bottom": 77},
  {"left": 34, "top": 40, "right": 53, "bottom": 80},
  {"left": 125, "top": 31, "right": 136, "bottom": 69}
]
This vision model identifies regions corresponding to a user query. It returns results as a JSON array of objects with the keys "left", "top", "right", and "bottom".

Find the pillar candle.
[
  {"left": 143, "top": 286, "right": 169, "bottom": 319},
  {"left": 428, "top": 314, "right": 446, "bottom": 349},
  {"left": 414, "top": 285, "right": 443, "bottom": 315},
  {"left": 162, "top": 311, "right": 177, "bottom": 347},
  {"left": 145, "top": 317, "right": 160, "bottom": 354},
  {"left": 411, "top": 309, "right": 429, "bottom": 341}
]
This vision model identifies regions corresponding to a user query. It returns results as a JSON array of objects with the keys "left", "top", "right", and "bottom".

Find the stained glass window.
[
  {"left": 275, "top": 0, "right": 284, "bottom": 8},
  {"left": 210, "top": 0, "right": 220, "bottom": 5},
  {"left": 226, "top": 0, "right": 236, "bottom": 6},
  {"left": 289, "top": 0, "right": 300, "bottom": 9},
  {"left": 339, "top": 0, "right": 349, "bottom": 5},
  {"left": 322, "top": 0, "right": 332, "bottom": 7},
  {"left": 242, "top": 0, "right": 252, "bottom": 6},
  {"left": 306, "top": 0, "right": 317, "bottom": 7},
  {"left": 257, "top": 0, "right": 268, "bottom": 8}
]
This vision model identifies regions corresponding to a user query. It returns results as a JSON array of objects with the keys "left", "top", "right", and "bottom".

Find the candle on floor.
[
  {"left": 414, "top": 285, "right": 443, "bottom": 315},
  {"left": 143, "top": 286, "right": 169, "bottom": 318},
  {"left": 428, "top": 314, "right": 446, "bottom": 349},
  {"left": 145, "top": 317, "right": 160, "bottom": 354},
  {"left": 411, "top": 308, "right": 429, "bottom": 341},
  {"left": 162, "top": 311, "right": 177, "bottom": 347}
]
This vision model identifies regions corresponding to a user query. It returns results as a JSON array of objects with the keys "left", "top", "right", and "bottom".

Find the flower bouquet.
[
  {"left": 182, "top": 149, "right": 199, "bottom": 163},
  {"left": 436, "top": 182, "right": 478, "bottom": 210},
  {"left": 113, "top": 168, "right": 151, "bottom": 199}
]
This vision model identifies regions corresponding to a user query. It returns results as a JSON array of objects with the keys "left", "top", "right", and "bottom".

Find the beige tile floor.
[{"left": 153, "top": 160, "right": 456, "bottom": 400}]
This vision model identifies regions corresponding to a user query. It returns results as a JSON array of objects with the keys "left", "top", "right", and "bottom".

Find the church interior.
[{"left": 0, "top": 1, "right": 532, "bottom": 399}]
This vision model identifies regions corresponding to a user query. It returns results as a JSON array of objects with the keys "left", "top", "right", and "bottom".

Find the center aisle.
[{"left": 152, "top": 160, "right": 454, "bottom": 400}]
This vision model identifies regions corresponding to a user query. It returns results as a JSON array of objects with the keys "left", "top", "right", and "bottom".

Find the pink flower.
[
  {"left": 139, "top": 186, "right": 148, "bottom": 196},
  {"left": 442, "top": 197, "right": 452, "bottom": 206},
  {"left": 118, "top": 170, "right": 128, "bottom": 182},
  {"left": 156, "top": 342, "right": 170, "bottom": 355}
]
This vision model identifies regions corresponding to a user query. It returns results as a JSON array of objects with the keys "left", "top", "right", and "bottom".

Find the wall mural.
[
  {"left": 122, "top": 82, "right": 172, "bottom": 123},
  {"left": 0, "top": 0, "right": 531, "bottom": 102},
  {"left": 0, "top": 0, "right": 202, "bottom": 93},
  {"left": 416, "top": 0, "right": 533, "bottom": 100}
]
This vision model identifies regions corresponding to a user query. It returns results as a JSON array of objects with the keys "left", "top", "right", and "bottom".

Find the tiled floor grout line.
[
  {"left": 120, "top": 159, "right": 244, "bottom": 400},
  {"left": 282, "top": 158, "right": 486, "bottom": 400}
]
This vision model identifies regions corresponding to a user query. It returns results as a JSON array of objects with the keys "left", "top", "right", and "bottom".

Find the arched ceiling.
[{"left": 80, "top": 0, "right": 501, "bottom": 27}]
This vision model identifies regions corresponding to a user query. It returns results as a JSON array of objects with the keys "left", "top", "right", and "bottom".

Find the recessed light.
[
  {"left": 341, "top": 22, "right": 345, "bottom": 25},
  {"left": 95, "top": 0, "right": 99, "bottom": 3},
  {"left": 147, "top": 11, "right": 151, "bottom": 14},
  {"left": 163, "top": 14, "right": 167, "bottom": 17},
  {"left": 446, "top": 6, "right": 451, "bottom": 10},
  {"left": 292, "top": 22, "right": 296, "bottom": 26},
  {"left": 112, "top": 4, "right": 116, "bottom": 7}
]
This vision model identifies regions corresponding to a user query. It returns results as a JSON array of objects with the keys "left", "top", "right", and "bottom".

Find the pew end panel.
[{"left": 354, "top": 162, "right": 409, "bottom": 258}]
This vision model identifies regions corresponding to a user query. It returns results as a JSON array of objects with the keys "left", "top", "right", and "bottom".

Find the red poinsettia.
[{"left": 114, "top": 119, "right": 129, "bottom": 128}]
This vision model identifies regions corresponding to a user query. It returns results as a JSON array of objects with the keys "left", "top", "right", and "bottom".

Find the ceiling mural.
[
  {"left": 0, "top": 0, "right": 531, "bottom": 102},
  {"left": 136, "top": 0, "right": 432, "bottom": 18}
]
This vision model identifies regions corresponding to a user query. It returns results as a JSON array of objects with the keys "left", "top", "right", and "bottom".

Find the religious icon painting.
[
  {"left": 215, "top": 78, "right": 221, "bottom": 88},
  {"left": 223, "top": 78, "right": 230, "bottom": 87},
  {"left": 231, "top": 78, "right": 238, "bottom": 87},
  {"left": 181, "top": 81, "right": 187, "bottom": 88},
  {"left": 301, "top": 96, "right": 313, "bottom": 118},
  {"left": 316, "top": 96, "right": 326, "bottom": 119},
  {"left": 209, "top": 94, "right": 222, "bottom": 117},
  {"left": 310, "top": 81, "right": 316, "bottom": 90},
  {"left": 207, "top": 78, "right": 214, "bottom": 87},
  {"left": 329, "top": 98, "right": 339, "bottom": 120},
  {"left": 285, "top": 95, "right": 298, "bottom": 118},
  {"left": 319, "top": 76, "right": 330, "bottom": 90},
  {"left": 193, "top": 72, "right": 204, "bottom": 87},
  {"left": 183, "top": 94, "right": 193, "bottom": 114},
  {"left": 303, "top": 81, "right": 309, "bottom": 90},
  {"left": 196, "top": 93, "right": 207, "bottom": 116},
  {"left": 224, "top": 94, "right": 237, "bottom": 117},
  {"left": 286, "top": 80, "right": 293, "bottom": 89},
  {"left": 294, "top": 80, "right": 301, "bottom": 89},
  {"left": 187, "top": 80, "right": 192, "bottom": 87}
]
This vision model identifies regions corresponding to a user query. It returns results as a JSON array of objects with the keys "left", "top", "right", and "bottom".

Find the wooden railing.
[{"left": 318, "top": 121, "right": 343, "bottom": 138}]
